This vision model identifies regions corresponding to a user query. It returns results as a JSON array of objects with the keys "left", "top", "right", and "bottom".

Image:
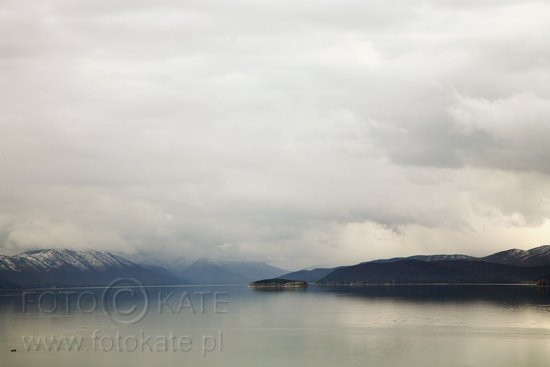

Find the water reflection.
[
  {"left": 1, "top": 285, "right": 550, "bottom": 367},
  {"left": 316, "top": 284, "right": 550, "bottom": 306}
]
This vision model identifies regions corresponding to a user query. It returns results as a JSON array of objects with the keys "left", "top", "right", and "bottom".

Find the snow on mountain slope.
[
  {"left": 482, "top": 245, "right": 550, "bottom": 266},
  {"left": 0, "top": 249, "right": 184, "bottom": 289},
  {"left": 0, "top": 249, "right": 133, "bottom": 273},
  {"left": 11, "top": 249, "right": 133, "bottom": 271}
]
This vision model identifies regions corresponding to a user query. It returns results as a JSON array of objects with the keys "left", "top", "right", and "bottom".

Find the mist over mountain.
[
  {"left": 0, "top": 248, "right": 286, "bottom": 288},
  {"left": 174, "top": 258, "right": 286, "bottom": 285}
]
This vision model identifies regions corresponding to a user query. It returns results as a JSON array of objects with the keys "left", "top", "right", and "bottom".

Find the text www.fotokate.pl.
[
  {"left": 21, "top": 330, "right": 223, "bottom": 356},
  {"left": 15, "top": 279, "right": 228, "bottom": 356}
]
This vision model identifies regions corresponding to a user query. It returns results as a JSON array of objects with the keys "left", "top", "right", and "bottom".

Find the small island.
[{"left": 249, "top": 278, "right": 309, "bottom": 289}]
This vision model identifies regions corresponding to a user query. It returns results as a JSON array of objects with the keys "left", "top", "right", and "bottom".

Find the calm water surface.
[{"left": 1, "top": 285, "right": 550, "bottom": 366}]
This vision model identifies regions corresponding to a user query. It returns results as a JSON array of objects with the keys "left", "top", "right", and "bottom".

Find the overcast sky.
[{"left": 1, "top": 0, "right": 549, "bottom": 269}]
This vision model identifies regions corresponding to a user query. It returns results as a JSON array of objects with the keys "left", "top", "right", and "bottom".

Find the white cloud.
[
  {"left": 450, "top": 93, "right": 550, "bottom": 173},
  {"left": 0, "top": 0, "right": 549, "bottom": 268}
]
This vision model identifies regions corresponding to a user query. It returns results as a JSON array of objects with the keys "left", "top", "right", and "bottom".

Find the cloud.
[
  {"left": 0, "top": 0, "right": 549, "bottom": 268},
  {"left": 449, "top": 93, "right": 550, "bottom": 173}
]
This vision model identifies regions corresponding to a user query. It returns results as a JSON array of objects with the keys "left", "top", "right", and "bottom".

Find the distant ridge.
[{"left": 171, "top": 258, "right": 287, "bottom": 285}]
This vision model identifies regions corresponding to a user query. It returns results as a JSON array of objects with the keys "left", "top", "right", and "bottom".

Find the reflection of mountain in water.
[{"left": 316, "top": 284, "right": 550, "bottom": 306}]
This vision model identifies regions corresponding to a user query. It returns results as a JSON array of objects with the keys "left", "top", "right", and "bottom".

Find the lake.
[{"left": 1, "top": 284, "right": 550, "bottom": 366}]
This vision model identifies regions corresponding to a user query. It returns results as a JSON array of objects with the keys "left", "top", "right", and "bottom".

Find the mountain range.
[
  {"left": 0, "top": 249, "right": 287, "bottom": 289},
  {"left": 280, "top": 245, "right": 550, "bottom": 284},
  {"left": 2, "top": 245, "right": 550, "bottom": 289}
]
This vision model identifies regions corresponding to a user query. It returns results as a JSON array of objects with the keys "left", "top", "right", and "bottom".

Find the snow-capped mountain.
[
  {"left": 481, "top": 245, "right": 550, "bottom": 266},
  {"left": 0, "top": 249, "right": 183, "bottom": 289},
  {"left": 368, "top": 247, "right": 550, "bottom": 267},
  {"left": 0, "top": 249, "right": 135, "bottom": 272}
]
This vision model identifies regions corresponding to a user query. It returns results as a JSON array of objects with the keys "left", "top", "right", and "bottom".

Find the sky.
[{"left": 0, "top": 0, "right": 549, "bottom": 269}]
